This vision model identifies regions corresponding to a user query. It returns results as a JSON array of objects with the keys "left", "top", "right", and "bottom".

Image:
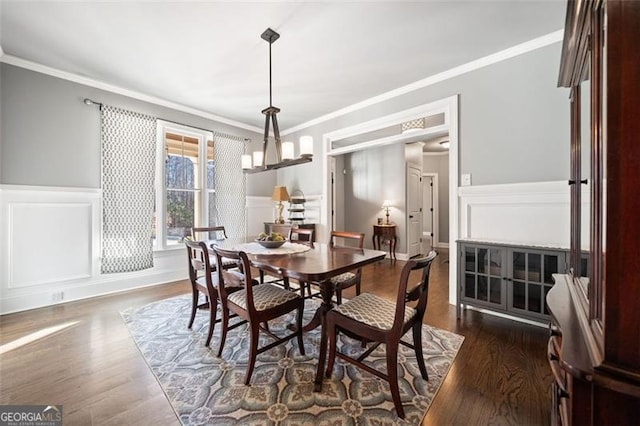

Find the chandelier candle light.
[
  {"left": 242, "top": 28, "right": 313, "bottom": 173},
  {"left": 382, "top": 200, "right": 393, "bottom": 225},
  {"left": 272, "top": 186, "right": 290, "bottom": 224}
]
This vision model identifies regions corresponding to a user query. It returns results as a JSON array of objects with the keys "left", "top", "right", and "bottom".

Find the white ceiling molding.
[
  {"left": 282, "top": 30, "right": 563, "bottom": 136},
  {"left": 0, "top": 54, "right": 263, "bottom": 134}
]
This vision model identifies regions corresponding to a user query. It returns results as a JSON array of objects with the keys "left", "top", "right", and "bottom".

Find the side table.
[{"left": 372, "top": 223, "right": 397, "bottom": 260}]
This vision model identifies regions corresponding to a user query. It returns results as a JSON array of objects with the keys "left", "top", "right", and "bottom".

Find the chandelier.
[{"left": 242, "top": 28, "right": 313, "bottom": 174}]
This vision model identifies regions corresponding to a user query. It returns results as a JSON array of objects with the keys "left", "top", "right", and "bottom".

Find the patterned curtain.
[
  {"left": 101, "top": 105, "right": 157, "bottom": 273},
  {"left": 213, "top": 132, "right": 246, "bottom": 239}
]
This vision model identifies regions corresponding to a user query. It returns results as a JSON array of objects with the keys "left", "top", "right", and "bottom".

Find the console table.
[{"left": 372, "top": 223, "right": 397, "bottom": 260}]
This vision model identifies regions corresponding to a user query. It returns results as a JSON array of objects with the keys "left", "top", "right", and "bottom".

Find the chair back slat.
[
  {"left": 330, "top": 231, "right": 365, "bottom": 249},
  {"left": 192, "top": 226, "right": 228, "bottom": 242}
]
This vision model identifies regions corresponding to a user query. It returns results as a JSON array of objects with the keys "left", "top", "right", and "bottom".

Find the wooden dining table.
[{"left": 212, "top": 239, "right": 386, "bottom": 391}]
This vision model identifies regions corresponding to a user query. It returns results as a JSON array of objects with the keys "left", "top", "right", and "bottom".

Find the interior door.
[
  {"left": 423, "top": 175, "right": 434, "bottom": 251},
  {"left": 407, "top": 165, "right": 423, "bottom": 257}
]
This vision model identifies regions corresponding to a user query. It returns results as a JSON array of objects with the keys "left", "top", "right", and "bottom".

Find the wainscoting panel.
[
  {"left": 9, "top": 202, "right": 94, "bottom": 288},
  {"left": 459, "top": 181, "right": 574, "bottom": 249},
  {"left": 0, "top": 185, "right": 186, "bottom": 314}
]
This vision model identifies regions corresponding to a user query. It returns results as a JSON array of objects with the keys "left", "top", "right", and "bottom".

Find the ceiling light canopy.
[{"left": 242, "top": 28, "right": 313, "bottom": 174}]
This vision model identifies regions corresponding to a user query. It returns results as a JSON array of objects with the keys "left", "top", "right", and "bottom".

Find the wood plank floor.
[{"left": 0, "top": 249, "right": 552, "bottom": 425}]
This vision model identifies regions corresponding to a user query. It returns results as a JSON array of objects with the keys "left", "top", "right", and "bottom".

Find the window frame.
[{"left": 154, "top": 120, "right": 214, "bottom": 250}]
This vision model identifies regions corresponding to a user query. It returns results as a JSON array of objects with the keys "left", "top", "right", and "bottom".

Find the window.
[{"left": 154, "top": 122, "right": 215, "bottom": 248}]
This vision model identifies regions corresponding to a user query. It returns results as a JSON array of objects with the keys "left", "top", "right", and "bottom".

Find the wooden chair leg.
[
  {"left": 244, "top": 323, "right": 260, "bottom": 385},
  {"left": 336, "top": 288, "right": 343, "bottom": 305},
  {"left": 296, "top": 303, "right": 306, "bottom": 356},
  {"left": 205, "top": 297, "right": 217, "bottom": 347},
  {"left": 188, "top": 290, "right": 198, "bottom": 329},
  {"left": 259, "top": 269, "right": 265, "bottom": 284},
  {"left": 217, "top": 305, "right": 230, "bottom": 357},
  {"left": 325, "top": 318, "right": 338, "bottom": 378},
  {"left": 386, "top": 341, "right": 405, "bottom": 419},
  {"left": 355, "top": 279, "right": 362, "bottom": 296},
  {"left": 412, "top": 322, "right": 429, "bottom": 380}
]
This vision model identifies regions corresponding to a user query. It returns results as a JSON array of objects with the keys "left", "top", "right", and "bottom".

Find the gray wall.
[
  {"left": 342, "top": 143, "right": 406, "bottom": 252},
  {"left": 423, "top": 154, "right": 450, "bottom": 243},
  {"left": 278, "top": 42, "right": 569, "bottom": 195},
  {"left": 0, "top": 64, "right": 269, "bottom": 194}
]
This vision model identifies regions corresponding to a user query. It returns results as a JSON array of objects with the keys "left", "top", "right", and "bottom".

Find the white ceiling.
[{"left": 0, "top": 1, "right": 565, "bottom": 132}]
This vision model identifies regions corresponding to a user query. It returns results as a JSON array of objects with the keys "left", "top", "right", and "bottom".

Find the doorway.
[
  {"left": 422, "top": 173, "right": 438, "bottom": 253},
  {"left": 322, "top": 95, "right": 460, "bottom": 305}
]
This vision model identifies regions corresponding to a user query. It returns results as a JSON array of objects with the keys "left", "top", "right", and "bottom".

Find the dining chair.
[
  {"left": 212, "top": 246, "right": 306, "bottom": 385},
  {"left": 329, "top": 230, "right": 365, "bottom": 304},
  {"left": 324, "top": 250, "right": 437, "bottom": 419},
  {"left": 191, "top": 226, "right": 236, "bottom": 272},
  {"left": 185, "top": 240, "right": 247, "bottom": 352}
]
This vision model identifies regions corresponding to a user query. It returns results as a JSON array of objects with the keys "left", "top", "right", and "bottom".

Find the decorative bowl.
[{"left": 256, "top": 239, "right": 286, "bottom": 249}]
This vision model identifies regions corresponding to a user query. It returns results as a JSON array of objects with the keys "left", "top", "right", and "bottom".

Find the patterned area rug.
[{"left": 121, "top": 294, "right": 464, "bottom": 425}]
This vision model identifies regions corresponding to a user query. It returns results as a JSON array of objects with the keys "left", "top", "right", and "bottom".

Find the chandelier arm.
[
  {"left": 261, "top": 112, "right": 271, "bottom": 169},
  {"left": 271, "top": 113, "right": 282, "bottom": 162}
]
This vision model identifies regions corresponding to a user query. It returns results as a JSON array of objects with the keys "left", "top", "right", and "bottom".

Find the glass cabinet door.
[
  {"left": 462, "top": 245, "right": 505, "bottom": 308},
  {"left": 510, "top": 250, "right": 564, "bottom": 319}
]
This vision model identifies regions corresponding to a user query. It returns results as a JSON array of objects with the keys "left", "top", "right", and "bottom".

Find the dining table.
[{"left": 211, "top": 238, "right": 386, "bottom": 391}]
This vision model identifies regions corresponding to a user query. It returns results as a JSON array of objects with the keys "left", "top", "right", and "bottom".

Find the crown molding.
[
  {"left": 282, "top": 30, "right": 563, "bottom": 136},
  {"left": 1, "top": 30, "right": 562, "bottom": 137},
  {"left": 0, "top": 54, "right": 263, "bottom": 134}
]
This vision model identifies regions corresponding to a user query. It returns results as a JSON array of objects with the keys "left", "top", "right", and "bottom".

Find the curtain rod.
[{"left": 83, "top": 98, "right": 249, "bottom": 143}]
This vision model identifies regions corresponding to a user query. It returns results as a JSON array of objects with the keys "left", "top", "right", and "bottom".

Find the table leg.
[{"left": 391, "top": 236, "right": 397, "bottom": 260}]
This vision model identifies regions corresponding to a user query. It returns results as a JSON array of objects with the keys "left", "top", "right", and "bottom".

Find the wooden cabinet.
[
  {"left": 547, "top": 1, "right": 640, "bottom": 424},
  {"left": 372, "top": 223, "right": 397, "bottom": 260},
  {"left": 458, "top": 241, "right": 566, "bottom": 323}
]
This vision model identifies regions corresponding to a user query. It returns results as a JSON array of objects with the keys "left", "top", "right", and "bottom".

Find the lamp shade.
[
  {"left": 253, "top": 151, "right": 264, "bottom": 168},
  {"left": 381, "top": 200, "right": 393, "bottom": 209},
  {"left": 241, "top": 154, "right": 252, "bottom": 169},
  {"left": 272, "top": 186, "right": 290, "bottom": 202},
  {"left": 282, "top": 141, "right": 295, "bottom": 160},
  {"left": 299, "top": 135, "right": 313, "bottom": 156}
]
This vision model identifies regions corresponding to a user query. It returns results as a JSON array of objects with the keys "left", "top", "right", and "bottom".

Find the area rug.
[{"left": 121, "top": 294, "right": 464, "bottom": 425}]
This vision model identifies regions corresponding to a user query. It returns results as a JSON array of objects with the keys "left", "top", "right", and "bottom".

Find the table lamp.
[
  {"left": 272, "top": 186, "right": 290, "bottom": 224},
  {"left": 381, "top": 200, "right": 393, "bottom": 224}
]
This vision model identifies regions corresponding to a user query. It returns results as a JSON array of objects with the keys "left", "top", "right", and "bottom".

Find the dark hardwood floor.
[{"left": 0, "top": 249, "right": 552, "bottom": 425}]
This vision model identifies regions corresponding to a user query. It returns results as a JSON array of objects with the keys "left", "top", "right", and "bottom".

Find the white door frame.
[
  {"left": 321, "top": 95, "right": 459, "bottom": 305},
  {"left": 422, "top": 172, "right": 439, "bottom": 249},
  {"left": 406, "top": 164, "right": 423, "bottom": 258}
]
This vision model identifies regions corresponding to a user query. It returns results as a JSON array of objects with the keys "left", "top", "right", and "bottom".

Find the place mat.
[{"left": 230, "top": 241, "right": 312, "bottom": 255}]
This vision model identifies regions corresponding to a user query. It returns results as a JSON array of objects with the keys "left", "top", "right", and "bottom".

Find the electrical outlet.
[
  {"left": 461, "top": 174, "right": 472, "bottom": 186},
  {"left": 52, "top": 291, "right": 64, "bottom": 302}
]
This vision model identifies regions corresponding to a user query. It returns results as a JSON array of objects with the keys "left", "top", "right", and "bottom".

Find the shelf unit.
[
  {"left": 458, "top": 240, "right": 567, "bottom": 323},
  {"left": 287, "top": 189, "right": 306, "bottom": 224}
]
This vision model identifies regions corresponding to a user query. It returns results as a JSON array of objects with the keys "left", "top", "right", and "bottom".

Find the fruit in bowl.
[{"left": 256, "top": 232, "right": 286, "bottom": 248}]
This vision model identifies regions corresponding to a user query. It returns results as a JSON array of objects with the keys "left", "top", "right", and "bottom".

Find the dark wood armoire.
[{"left": 546, "top": 0, "right": 640, "bottom": 424}]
